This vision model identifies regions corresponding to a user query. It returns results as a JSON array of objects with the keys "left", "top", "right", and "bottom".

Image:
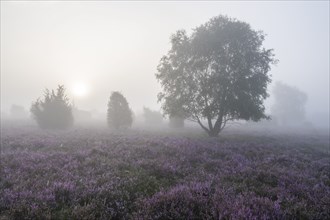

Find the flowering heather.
[{"left": 0, "top": 125, "right": 329, "bottom": 219}]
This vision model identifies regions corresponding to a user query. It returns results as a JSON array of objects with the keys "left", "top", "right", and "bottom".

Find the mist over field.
[
  {"left": 1, "top": 1, "right": 329, "bottom": 219},
  {"left": 1, "top": 1, "right": 329, "bottom": 128}
]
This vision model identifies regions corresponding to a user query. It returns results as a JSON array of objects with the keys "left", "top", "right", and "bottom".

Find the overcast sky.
[{"left": 1, "top": 1, "right": 329, "bottom": 121}]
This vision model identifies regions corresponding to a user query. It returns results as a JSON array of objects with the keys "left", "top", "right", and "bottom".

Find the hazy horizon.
[{"left": 1, "top": 1, "right": 329, "bottom": 126}]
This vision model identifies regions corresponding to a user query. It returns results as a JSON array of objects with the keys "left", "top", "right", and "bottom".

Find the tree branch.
[
  {"left": 196, "top": 117, "right": 210, "bottom": 133},
  {"left": 220, "top": 115, "right": 236, "bottom": 131},
  {"left": 186, "top": 117, "right": 198, "bottom": 123},
  {"left": 207, "top": 116, "right": 213, "bottom": 131}
]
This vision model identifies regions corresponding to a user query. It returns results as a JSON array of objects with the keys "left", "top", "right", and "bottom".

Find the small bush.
[
  {"left": 107, "top": 92, "right": 133, "bottom": 129},
  {"left": 30, "top": 85, "right": 73, "bottom": 129}
]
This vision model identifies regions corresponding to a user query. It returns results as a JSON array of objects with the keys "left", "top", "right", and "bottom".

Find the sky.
[{"left": 1, "top": 1, "right": 329, "bottom": 123}]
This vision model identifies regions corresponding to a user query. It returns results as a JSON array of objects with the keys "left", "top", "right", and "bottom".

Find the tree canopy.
[
  {"left": 30, "top": 85, "right": 73, "bottom": 129},
  {"left": 107, "top": 92, "right": 133, "bottom": 129},
  {"left": 156, "top": 15, "right": 277, "bottom": 136}
]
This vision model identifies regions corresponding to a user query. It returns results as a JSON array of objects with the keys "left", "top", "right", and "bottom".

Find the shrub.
[
  {"left": 30, "top": 85, "right": 73, "bottom": 129},
  {"left": 107, "top": 92, "right": 133, "bottom": 129}
]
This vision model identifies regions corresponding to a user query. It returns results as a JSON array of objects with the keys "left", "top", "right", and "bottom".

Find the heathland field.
[{"left": 1, "top": 124, "right": 329, "bottom": 219}]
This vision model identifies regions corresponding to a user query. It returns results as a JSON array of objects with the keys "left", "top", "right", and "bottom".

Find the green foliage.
[
  {"left": 30, "top": 85, "right": 73, "bottom": 129},
  {"left": 107, "top": 92, "right": 133, "bottom": 129},
  {"left": 156, "top": 15, "right": 277, "bottom": 136}
]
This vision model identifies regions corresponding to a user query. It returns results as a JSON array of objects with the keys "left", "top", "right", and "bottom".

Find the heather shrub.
[
  {"left": 1, "top": 128, "right": 329, "bottom": 219},
  {"left": 136, "top": 182, "right": 214, "bottom": 219},
  {"left": 137, "top": 183, "right": 285, "bottom": 219}
]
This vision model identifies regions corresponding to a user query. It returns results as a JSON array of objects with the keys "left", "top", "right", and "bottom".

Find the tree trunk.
[
  {"left": 207, "top": 116, "right": 223, "bottom": 137},
  {"left": 207, "top": 127, "right": 221, "bottom": 137},
  {"left": 196, "top": 116, "right": 222, "bottom": 137}
]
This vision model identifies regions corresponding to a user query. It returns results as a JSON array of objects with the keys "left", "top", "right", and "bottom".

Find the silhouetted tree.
[
  {"left": 31, "top": 85, "right": 73, "bottom": 129},
  {"left": 143, "top": 107, "right": 163, "bottom": 125},
  {"left": 107, "top": 92, "right": 133, "bottom": 129},
  {"left": 156, "top": 15, "right": 277, "bottom": 137},
  {"left": 271, "top": 82, "right": 307, "bottom": 126}
]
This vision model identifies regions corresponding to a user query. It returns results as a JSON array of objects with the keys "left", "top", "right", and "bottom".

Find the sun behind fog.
[{"left": 72, "top": 82, "right": 89, "bottom": 98}]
